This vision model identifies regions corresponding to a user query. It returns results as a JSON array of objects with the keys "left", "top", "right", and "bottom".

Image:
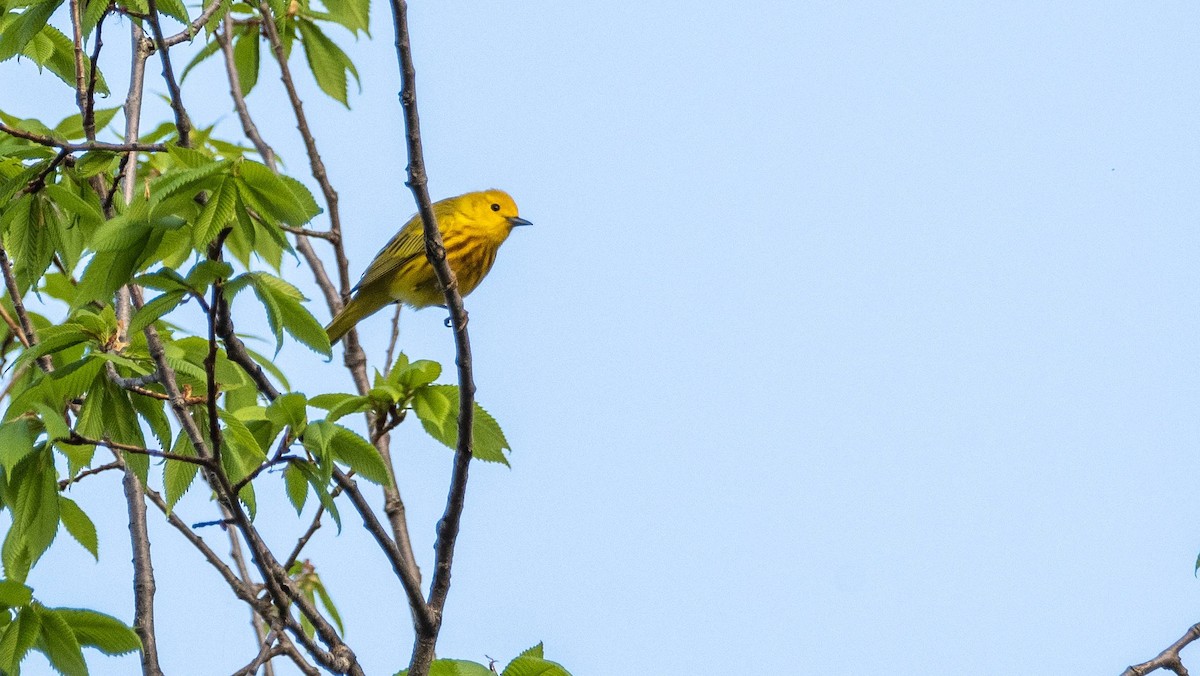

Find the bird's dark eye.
[{"left": 490, "top": 203, "right": 500, "bottom": 212}]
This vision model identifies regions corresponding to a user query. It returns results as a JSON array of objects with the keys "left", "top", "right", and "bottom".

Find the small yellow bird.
[{"left": 325, "top": 189, "right": 530, "bottom": 344}]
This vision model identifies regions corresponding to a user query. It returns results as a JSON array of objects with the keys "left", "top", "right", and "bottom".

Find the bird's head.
[{"left": 462, "top": 190, "right": 531, "bottom": 234}]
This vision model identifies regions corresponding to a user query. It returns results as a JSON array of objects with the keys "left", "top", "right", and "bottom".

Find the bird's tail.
[{"left": 326, "top": 295, "right": 386, "bottom": 345}]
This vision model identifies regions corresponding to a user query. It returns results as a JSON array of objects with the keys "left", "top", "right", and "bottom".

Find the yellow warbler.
[{"left": 325, "top": 189, "right": 530, "bottom": 344}]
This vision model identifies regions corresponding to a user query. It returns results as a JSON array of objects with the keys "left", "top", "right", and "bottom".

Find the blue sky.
[{"left": 2, "top": 1, "right": 1199, "bottom": 674}]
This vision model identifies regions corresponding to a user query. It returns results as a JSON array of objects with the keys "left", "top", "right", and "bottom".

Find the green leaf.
[
  {"left": 3, "top": 449, "right": 60, "bottom": 582},
  {"left": 284, "top": 461, "right": 307, "bottom": 514},
  {"left": 41, "top": 182, "right": 104, "bottom": 229},
  {"left": 73, "top": 150, "right": 119, "bottom": 178},
  {"left": 247, "top": 273, "right": 330, "bottom": 356},
  {"left": 0, "top": 580, "right": 32, "bottom": 608},
  {"left": 0, "top": 606, "right": 40, "bottom": 674},
  {"left": 0, "top": 420, "right": 35, "bottom": 476},
  {"left": 130, "top": 386, "right": 172, "bottom": 451},
  {"left": 395, "top": 359, "right": 441, "bottom": 390},
  {"left": 295, "top": 18, "right": 358, "bottom": 107},
  {"left": 232, "top": 24, "right": 260, "bottom": 95},
  {"left": 328, "top": 424, "right": 388, "bottom": 485},
  {"left": 155, "top": 0, "right": 190, "bottom": 23},
  {"left": 266, "top": 392, "right": 307, "bottom": 434},
  {"left": 235, "top": 161, "right": 319, "bottom": 226},
  {"left": 322, "top": 0, "right": 370, "bottom": 36},
  {"left": 33, "top": 604, "right": 87, "bottom": 676},
  {"left": 129, "top": 289, "right": 186, "bottom": 335},
  {"left": 396, "top": 659, "right": 495, "bottom": 676},
  {"left": 412, "top": 385, "right": 511, "bottom": 465},
  {"left": 193, "top": 175, "right": 238, "bottom": 248},
  {"left": 186, "top": 260, "right": 234, "bottom": 290},
  {"left": 164, "top": 430, "right": 200, "bottom": 511},
  {"left": 312, "top": 581, "right": 343, "bottom": 634},
  {"left": 292, "top": 460, "right": 340, "bottom": 531},
  {"left": 502, "top": 655, "right": 573, "bottom": 676},
  {"left": 0, "top": 1, "right": 65, "bottom": 63},
  {"left": 53, "top": 106, "right": 120, "bottom": 141},
  {"left": 57, "top": 496, "right": 98, "bottom": 560},
  {"left": 56, "top": 608, "right": 140, "bottom": 656}
]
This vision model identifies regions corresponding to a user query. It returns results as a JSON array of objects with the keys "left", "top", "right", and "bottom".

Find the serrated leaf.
[
  {"left": 53, "top": 106, "right": 120, "bottom": 141},
  {"left": 41, "top": 183, "right": 103, "bottom": 229},
  {"left": 56, "top": 608, "right": 140, "bottom": 656},
  {"left": 0, "top": 606, "right": 40, "bottom": 674},
  {"left": 412, "top": 385, "right": 511, "bottom": 465},
  {"left": 232, "top": 24, "right": 260, "bottom": 95},
  {"left": 502, "top": 655, "right": 573, "bottom": 676},
  {"left": 129, "top": 391, "right": 171, "bottom": 453},
  {"left": 164, "top": 430, "right": 199, "bottom": 511},
  {"left": 266, "top": 392, "right": 306, "bottom": 433},
  {"left": 33, "top": 604, "right": 87, "bottom": 676},
  {"left": 193, "top": 175, "right": 237, "bottom": 248},
  {"left": 57, "top": 496, "right": 98, "bottom": 560},
  {"left": 0, "top": 420, "right": 36, "bottom": 476},
  {"left": 284, "top": 461, "right": 307, "bottom": 514},
  {"left": 329, "top": 424, "right": 388, "bottom": 485},
  {"left": 292, "top": 460, "right": 340, "bottom": 532},
  {"left": 295, "top": 18, "right": 357, "bottom": 107},
  {"left": 235, "top": 161, "right": 318, "bottom": 226},
  {"left": 73, "top": 150, "right": 119, "bottom": 178},
  {"left": 0, "top": 580, "right": 32, "bottom": 608},
  {"left": 396, "top": 359, "right": 440, "bottom": 390},
  {"left": 155, "top": 0, "right": 190, "bottom": 23},
  {"left": 397, "top": 660, "right": 495, "bottom": 676},
  {"left": 0, "top": 1, "right": 65, "bottom": 63},
  {"left": 4, "top": 449, "right": 60, "bottom": 582},
  {"left": 322, "top": 0, "right": 370, "bottom": 36},
  {"left": 128, "top": 289, "right": 185, "bottom": 335}
]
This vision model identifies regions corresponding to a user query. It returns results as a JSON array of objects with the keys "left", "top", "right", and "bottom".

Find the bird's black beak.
[{"left": 508, "top": 216, "right": 532, "bottom": 227}]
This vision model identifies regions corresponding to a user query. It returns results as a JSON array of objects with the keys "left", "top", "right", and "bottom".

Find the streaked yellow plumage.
[{"left": 325, "top": 190, "right": 529, "bottom": 344}]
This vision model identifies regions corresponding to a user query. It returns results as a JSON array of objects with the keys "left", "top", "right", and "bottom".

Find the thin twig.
[
  {"left": 0, "top": 244, "right": 53, "bottom": 372},
  {"left": 0, "top": 123, "right": 166, "bottom": 153},
  {"left": 58, "top": 461, "right": 123, "bottom": 490},
  {"left": 0, "top": 303, "right": 29, "bottom": 347},
  {"left": 280, "top": 225, "right": 339, "bottom": 242},
  {"left": 62, "top": 434, "right": 215, "bottom": 467},
  {"left": 162, "top": 0, "right": 225, "bottom": 46},
  {"left": 384, "top": 304, "right": 402, "bottom": 370},
  {"left": 145, "top": 0, "right": 192, "bottom": 146},
  {"left": 217, "top": 14, "right": 276, "bottom": 169},
  {"left": 1124, "top": 622, "right": 1200, "bottom": 676},
  {"left": 388, "top": 0, "right": 479, "bottom": 672}
]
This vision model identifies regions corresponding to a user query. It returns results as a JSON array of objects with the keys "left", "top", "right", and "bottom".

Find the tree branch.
[
  {"left": 0, "top": 123, "right": 165, "bottom": 153},
  {"left": 388, "top": 1, "right": 479, "bottom": 672},
  {"left": 162, "top": 0, "right": 225, "bottom": 46},
  {"left": 1124, "top": 623, "right": 1200, "bottom": 676}
]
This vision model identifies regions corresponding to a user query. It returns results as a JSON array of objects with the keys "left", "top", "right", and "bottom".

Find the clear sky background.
[{"left": 2, "top": 1, "right": 1199, "bottom": 674}]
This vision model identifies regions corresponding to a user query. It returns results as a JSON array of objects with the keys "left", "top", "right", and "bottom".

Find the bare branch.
[
  {"left": 0, "top": 244, "right": 53, "bottom": 372},
  {"left": 122, "top": 465, "right": 162, "bottom": 676},
  {"left": 58, "top": 461, "right": 123, "bottom": 490},
  {"left": 62, "top": 434, "right": 215, "bottom": 467},
  {"left": 162, "top": 0, "right": 225, "bottom": 46},
  {"left": 0, "top": 123, "right": 166, "bottom": 153},
  {"left": 217, "top": 15, "right": 276, "bottom": 169},
  {"left": 388, "top": 0, "right": 480, "bottom": 671},
  {"left": 1124, "top": 623, "right": 1200, "bottom": 676},
  {"left": 145, "top": 0, "right": 192, "bottom": 145}
]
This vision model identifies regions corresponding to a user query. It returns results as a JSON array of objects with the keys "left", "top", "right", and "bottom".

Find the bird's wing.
[{"left": 352, "top": 217, "right": 426, "bottom": 293}]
